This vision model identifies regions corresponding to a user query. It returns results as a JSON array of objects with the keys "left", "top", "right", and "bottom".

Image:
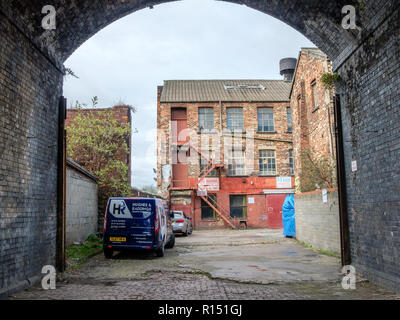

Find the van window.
[{"left": 159, "top": 207, "right": 166, "bottom": 225}]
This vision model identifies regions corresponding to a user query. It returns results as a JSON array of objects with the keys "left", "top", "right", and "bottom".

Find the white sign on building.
[
  {"left": 276, "top": 177, "right": 292, "bottom": 189},
  {"left": 198, "top": 177, "right": 220, "bottom": 192}
]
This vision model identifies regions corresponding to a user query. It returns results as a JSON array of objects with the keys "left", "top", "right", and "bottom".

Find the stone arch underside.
[
  {"left": 0, "top": 0, "right": 399, "bottom": 295},
  {"left": 0, "top": 0, "right": 374, "bottom": 65}
]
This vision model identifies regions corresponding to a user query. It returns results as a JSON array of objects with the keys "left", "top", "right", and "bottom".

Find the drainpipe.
[
  {"left": 219, "top": 100, "right": 223, "bottom": 176},
  {"left": 56, "top": 96, "right": 67, "bottom": 272},
  {"left": 334, "top": 94, "right": 351, "bottom": 266},
  {"left": 219, "top": 100, "right": 222, "bottom": 132}
]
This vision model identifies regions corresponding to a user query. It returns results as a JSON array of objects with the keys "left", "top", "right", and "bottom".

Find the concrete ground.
[{"left": 9, "top": 229, "right": 400, "bottom": 300}]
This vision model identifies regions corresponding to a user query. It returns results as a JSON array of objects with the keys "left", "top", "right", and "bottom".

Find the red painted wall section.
[
  {"left": 247, "top": 194, "right": 268, "bottom": 228},
  {"left": 171, "top": 176, "right": 293, "bottom": 230},
  {"left": 192, "top": 192, "right": 287, "bottom": 229}
]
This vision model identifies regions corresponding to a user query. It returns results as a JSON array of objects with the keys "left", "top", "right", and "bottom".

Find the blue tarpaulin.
[{"left": 282, "top": 194, "right": 296, "bottom": 237}]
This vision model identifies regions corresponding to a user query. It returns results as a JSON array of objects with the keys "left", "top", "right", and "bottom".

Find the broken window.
[{"left": 199, "top": 107, "right": 214, "bottom": 132}]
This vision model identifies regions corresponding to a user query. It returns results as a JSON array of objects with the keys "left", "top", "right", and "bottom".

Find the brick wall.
[
  {"left": 157, "top": 100, "right": 294, "bottom": 191},
  {"left": 295, "top": 189, "right": 341, "bottom": 255},
  {"left": 0, "top": 16, "right": 63, "bottom": 298},
  {"left": 290, "top": 49, "right": 336, "bottom": 192},
  {"left": 66, "top": 165, "right": 98, "bottom": 245},
  {"left": 337, "top": 4, "right": 400, "bottom": 292}
]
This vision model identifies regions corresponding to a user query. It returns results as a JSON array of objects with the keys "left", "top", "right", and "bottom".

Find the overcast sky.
[{"left": 63, "top": 0, "right": 315, "bottom": 189}]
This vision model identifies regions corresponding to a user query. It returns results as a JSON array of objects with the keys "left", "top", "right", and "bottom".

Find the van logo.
[
  {"left": 109, "top": 200, "right": 133, "bottom": 219},
  {"left": 113, "top": 203, "right": 125, "bottom": 215}
]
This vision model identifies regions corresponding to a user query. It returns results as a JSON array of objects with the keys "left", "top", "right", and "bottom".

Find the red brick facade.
[
  {"left": 157, "top": 80, "right": 295, "bottom": 229},
  {"left": 290, "top": 48, "right": 337, "bottom": 192}
]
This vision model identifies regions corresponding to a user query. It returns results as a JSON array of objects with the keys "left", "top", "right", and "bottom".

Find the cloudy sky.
[{"left": 63, "top": 0, "right": 314, "bottom": 189}]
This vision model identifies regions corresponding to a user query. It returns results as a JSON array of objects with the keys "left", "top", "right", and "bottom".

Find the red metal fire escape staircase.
[
  {"left": 190, "top": 144, "right": 236, "bottom": 229},
  {"left": 200, "top": 194, "right": 236, "bottom": 229}
]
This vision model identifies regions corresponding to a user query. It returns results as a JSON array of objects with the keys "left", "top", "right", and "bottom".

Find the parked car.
[
  {"left": 171, "top": 210, "right": 193, "bottom": 236},
  {"left": 103, "top": 197, "right": 175, "bottom": 259}
]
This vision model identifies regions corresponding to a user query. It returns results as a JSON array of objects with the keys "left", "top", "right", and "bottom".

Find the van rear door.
[{"left": 106, "top": 198, "right": 156, "bottom": 247}]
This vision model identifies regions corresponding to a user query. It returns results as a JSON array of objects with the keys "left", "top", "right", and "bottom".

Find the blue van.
[{"left": 103, "top": 197, "right": 175, "bottom": 258}]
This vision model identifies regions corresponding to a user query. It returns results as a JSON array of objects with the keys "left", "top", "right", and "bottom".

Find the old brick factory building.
[
  {"left": 289, "top": 48, "right": 341, "bottom": 256},
  {"left": 290, "top": 48, "right": 337, "bottom": 193},
  {"left": 157, "top": 61, "right": 298, "bottom": 230}
]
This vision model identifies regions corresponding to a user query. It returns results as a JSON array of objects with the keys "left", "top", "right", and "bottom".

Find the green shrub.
[{"left": 321, "top": 72, "right": 339, "bottom": 90}]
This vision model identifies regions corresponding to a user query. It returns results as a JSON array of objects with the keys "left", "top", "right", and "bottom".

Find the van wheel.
[
  {"left": 156, "top": 243, "right": 165, "bottom": 257},
  {"left": 104, "top": 248, "right": 113, "bottom": 259},
  {"left": 166, "top": 234, "right": 175, "bottom": 249}
]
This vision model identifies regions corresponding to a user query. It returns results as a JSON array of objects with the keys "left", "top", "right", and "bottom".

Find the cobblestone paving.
[
  {"left": 8, "top": 230, "right": 400, "bottom": 300},
  {"left": 9, "top": 270, "right": 400, "bottom": 300}
]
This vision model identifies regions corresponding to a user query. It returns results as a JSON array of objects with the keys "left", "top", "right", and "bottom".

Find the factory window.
[
  {"left": 230, "top": 195, "right": 247, "bottom": 219},
  {"left": 311, "top": 80, "right": 319, "bottom": 111},
  {"left": 200, "top": 153, "right": 217, "bottom": 177},
  {"left": 198, "top": 107, "right": 214, "bottom": 132},
  {"left": 257, "top": 108, "right": 275, "bottom": 132},
  {"left": 226, "top": 108, "right": 244, "bottom": 131},
  {"left": 201, "top": 194, "right": 217, "bottom": 220},
  {"left": 227, "top": 150, "right": 246, "bottom": 176},
  {"left": 287, "top": 107, "right": 292, "bottom": 133},
  {"left": 289, "top": 150, "right": 294, "bottom": 175},
  {"left": 259, "top": 150, "right": 276, "bottom": 175}
]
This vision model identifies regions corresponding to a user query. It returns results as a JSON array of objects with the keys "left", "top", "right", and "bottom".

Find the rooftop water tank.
[{"left": 280, "top": 58, "right": 297, "bottom": 81}]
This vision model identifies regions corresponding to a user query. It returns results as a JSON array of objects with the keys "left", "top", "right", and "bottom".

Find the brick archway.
[
  {"left": 0, "top": 0, "right": 399, "bottom": 296},
  {"left": 0, "top": 0, "right": 369, "bottom": 65}
]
